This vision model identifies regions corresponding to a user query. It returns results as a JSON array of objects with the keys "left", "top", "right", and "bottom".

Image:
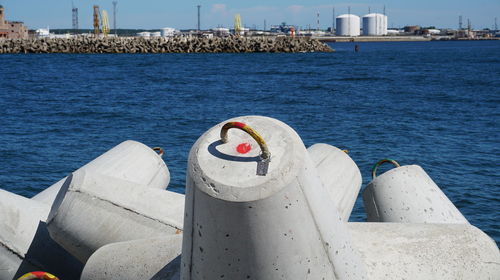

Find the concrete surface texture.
[
  {"left": 0, "top": 190, "right": 49, "bottom": 257},
  {"left": 349, "top": 223, "right": 500, "bottom": 279},
  {"left": 46, "top": 170, "right": 184, "bottom": 263},
  {"left": 81, "top": 236, "right": 182, "bottom": 280},
  {"left": 0, "top": 188, "right": 82, "bottom": 280},
  {"left": 362, "top": 165, "right": 468, "bottom": 223},
  {"left": 32, "top": 140, "right": 170, "bottom": 206},
  {"left": 308, "top": 143, "right": 362, "bottom": 221},
  {"left": 181, "top": 115, "right": 367, "bottom": 280}
]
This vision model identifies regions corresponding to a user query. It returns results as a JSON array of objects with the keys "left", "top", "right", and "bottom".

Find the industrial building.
[
  {"left": 0, "top": 5, "right": 28, "bottom": 39},
  {"left": 336, "top": 14, "right": 360, "bottom": 36},
  {"left": 362, "top": 13, "right": 388, "bottom": 36}
]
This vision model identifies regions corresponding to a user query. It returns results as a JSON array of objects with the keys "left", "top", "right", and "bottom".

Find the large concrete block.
[
  {"left": 32, "top": 140, "right": 170, "bottom": 205},
  {"left": 349, "top": 223, "right": 500, "bottom": 279},
  {"left": 363, "top": 164, "right": 468, "bottom": 223},
  {"left": 46, "top": 170, "right": 184, "bottom": 262},
  {"left": 308, "top": 143, "right": 362, "bottom": 221},
  {"left": 81, "top": 236, "right": 182, "bottom": 280},
  {"left": 0, "top": 190, "right": 49, "bottom": 257},
  {"left": 0, "top": 189, "right": 82, "bottom": 280},
  {"left": 181, "top": 116, "right": 367, "bottom": 280}
]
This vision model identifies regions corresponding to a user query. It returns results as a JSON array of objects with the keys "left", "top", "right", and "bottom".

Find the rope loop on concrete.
[
  {"left": 152, "top": 147, "right": 165, "bottom": 157},
  {"left": 371, "top": 158, "right": 401, "bottom": 179},
  {"left": 220, "top": 121, "right": 271, "bottom": 160},
  {"left": 17, "top": 271, "right": 59, "bottom": 280}
]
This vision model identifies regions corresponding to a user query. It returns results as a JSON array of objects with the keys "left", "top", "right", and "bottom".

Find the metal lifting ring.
[
  {"left": 17, "top": 271, "right": 59, "bottom": 280},
  {"left": 220, "top": 121, "right": 271, "bottom": 160},
  {"left": 371, "top": 158, "right": 401, "bottom": 179},
  {"left": 152, "top": 147, "right": 165, "bottom": 157}
]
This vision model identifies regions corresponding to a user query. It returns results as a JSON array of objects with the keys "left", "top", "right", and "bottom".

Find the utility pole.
[
  {"left": 369, "top": 7, "right": 371, "bottom": 14},
  {"left": 264, "top": 19, "right": 266, "bottom": 31},
  {"left": 317, "top": 12, "right": 320, "bottom": 31},
  {"left": 383, "top": 5, "right": 386, "bottom": 15},
  {"left": 113, "top": 1, "right": 117, "bottom": 35},
  {"left": 72, "top": 2, "right": 78, "bottom": 34},
  {"left": 459, "top": 15, "right": 463, "bottom": 30},
  {"left": 332, "top": 7, "right": 335, "bottom": 32},
  {"left": 467, "top": 18, "right": 472, "bottom": 38},
  {"left": 197, "top": 5, "right": 201, "bottom": 31},
  {"left": 495, "top": 17, "right": 498, "bottom": 31}
]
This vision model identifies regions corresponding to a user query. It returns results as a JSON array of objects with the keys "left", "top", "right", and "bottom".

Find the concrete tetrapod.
[
  {"left": 349, "top": 223, "right": 500, "bottom": 279},
  {"left": 362, "top": 164, "right": 468, "bottom": 223},
  {"left": 308, "top": 144, "right": 362, "bottom": 221},
  {"left": 32, "top": 140, "right": 170, "bottom": 206},
  {"left": 81, "top": 236, "right": 182, "bottom": 280},
  {"left": 181, "top": 116, "right": 367, "bottom": 280},
  {"left": 0, "top": 189, "right": 82, "bottom": 280},
  {"left": 46, "top": 170, "right": 184, "bottom": 263}
]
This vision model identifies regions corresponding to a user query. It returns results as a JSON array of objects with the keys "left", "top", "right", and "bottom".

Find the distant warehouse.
[{"left": 0, "top": 5, "right": 28, "bottom": 39}]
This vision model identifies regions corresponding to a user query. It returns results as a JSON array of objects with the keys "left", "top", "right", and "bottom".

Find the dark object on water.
[{"left": 355, "top": 44, "right": 360, "bottom": 52}]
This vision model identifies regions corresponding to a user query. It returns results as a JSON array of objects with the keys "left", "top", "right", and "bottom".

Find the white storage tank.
[
  {"left": 362, "top": 13, "right": 388, "bottom": 36},
  {"left": 137, "top": 32, "right": 151, "bottom": 38},
  {"left": 161, "top": 27, "right": 176, "bottom": 37},
  {"left": 336, "top": 14, "right": 360, "bottom": 36}
]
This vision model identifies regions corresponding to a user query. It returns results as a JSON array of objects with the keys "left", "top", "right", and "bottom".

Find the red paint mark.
[
  {"left": 31, "top": 272, "right": 46, "bottom": 277},
  {"left": 232, "top": 122, "right": 246, "bottom": 129},
  {"left": 236, "top": 143, "right": 252, "bottom": 154}
]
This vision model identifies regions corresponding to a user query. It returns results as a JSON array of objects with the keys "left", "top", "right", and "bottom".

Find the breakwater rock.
[{"left": 0, "top": 36, "right": 333, "bottom": 54}]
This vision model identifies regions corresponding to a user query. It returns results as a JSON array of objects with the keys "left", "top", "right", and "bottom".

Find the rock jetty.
[{"left": 0, "top": 36, "right": 333, "bottom": 54}]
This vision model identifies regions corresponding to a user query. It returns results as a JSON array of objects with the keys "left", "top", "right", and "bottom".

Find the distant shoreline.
[{"left": 316, "top": 36, "right": 500, "bottom": 43}]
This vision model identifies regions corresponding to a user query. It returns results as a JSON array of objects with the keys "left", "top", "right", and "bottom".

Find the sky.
[{"left": 1, "top": 0, "right": 499, "bottom": 30}]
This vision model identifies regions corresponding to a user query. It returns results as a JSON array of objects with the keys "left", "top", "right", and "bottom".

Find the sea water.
[{"left": 0, "top": 40, "right": 498, "bottom": 244}]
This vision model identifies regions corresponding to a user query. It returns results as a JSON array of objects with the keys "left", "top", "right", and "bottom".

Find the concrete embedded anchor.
[
  {"left": 363, "top": 159, "right": 469, "bottom": 223},
  {"left": 181, "top": 116, "right": 367, "bottom": 280},
  {"left": 307, "top": 144, "right": 362, "bottom": 221},
  {"left": 220, "top": 121, "right": 271, "bottom": 176},
  {"left": 32, "top": 140, "right": 171, "bottom": 206}
]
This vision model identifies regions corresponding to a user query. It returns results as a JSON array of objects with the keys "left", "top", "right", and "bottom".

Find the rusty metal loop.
[
  {"left": 220, "top": 121, "right": 270, "bottom": 160},
  {"left": 371, "top": 158, "right": 401, "bottom": 179},
  {"left": 17, "top": 271, "right": 59, "bottom": 280},
  {"left": 152, "top": 147, "right": 165, "bottom": 157}
]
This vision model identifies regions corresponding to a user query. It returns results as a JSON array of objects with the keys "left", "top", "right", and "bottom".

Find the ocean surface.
[{"left": 0, "top": 40, "right": 498, "bottom": 244}]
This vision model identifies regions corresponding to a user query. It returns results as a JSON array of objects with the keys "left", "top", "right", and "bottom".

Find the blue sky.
[{"left": 1, "top": 0, "right": 499, "bottom": 30}]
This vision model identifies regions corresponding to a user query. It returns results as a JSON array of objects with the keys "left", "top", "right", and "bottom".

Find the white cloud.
[
  {"left": 211, "top": 4, "right": 227, "bottom": 14},
  {"left": 288, "top": 5, "right": 304, "bottom": 15}
]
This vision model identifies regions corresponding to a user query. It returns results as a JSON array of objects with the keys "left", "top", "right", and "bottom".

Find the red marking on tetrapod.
[{"left": 236, "top": 142, "right": 252, "bottom": 154}]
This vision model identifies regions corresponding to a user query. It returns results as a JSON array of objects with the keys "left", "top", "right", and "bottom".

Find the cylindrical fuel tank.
[
  {"left": 181, "top": 116, "right": 367, "bottom": 280},
  {"left": 32, "top": 140, "right": 170, "bottom": 205},
  {"left": 363, "top": 162, "right": 468, "bottom": 223},
  {"left": 308, "top": 143, "right": 362, "bottom": 221},
  {"left": 46, "top": 170, "right": 184, "bottom": 263}
]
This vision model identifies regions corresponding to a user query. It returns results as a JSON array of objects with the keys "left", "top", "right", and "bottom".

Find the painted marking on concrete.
[{"left": 236, "top": 143, "right": 252, "bottom": 154}]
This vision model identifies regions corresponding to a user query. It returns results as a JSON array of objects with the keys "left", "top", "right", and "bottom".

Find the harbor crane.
[
  {"left": 101, "top": 10, "right": 110, "bottom": 36},
  {"left": 234, "top": 14, "right": 242, "bottom": 36}
]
